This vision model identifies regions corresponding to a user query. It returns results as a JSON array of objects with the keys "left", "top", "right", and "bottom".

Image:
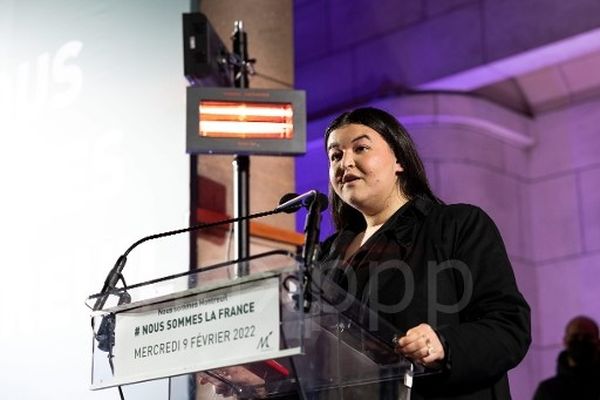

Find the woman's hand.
[
  {"left": 394, "top": 323, "right": 445, "bottom": 368},
  {"left": 196, "top": 366, "right": 267, "bottom": 398},
  {"left": 197, "top": 371, "right": 236, "bottom": 397}
]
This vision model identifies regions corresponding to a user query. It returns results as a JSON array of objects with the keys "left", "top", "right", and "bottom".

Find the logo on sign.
[{"left": 257, "top": 330, "right": 273, "bottom": 350}]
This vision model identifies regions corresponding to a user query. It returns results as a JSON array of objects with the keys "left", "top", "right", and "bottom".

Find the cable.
[{"left": 252, "top": 71, "right": 293, "bottom": 88}]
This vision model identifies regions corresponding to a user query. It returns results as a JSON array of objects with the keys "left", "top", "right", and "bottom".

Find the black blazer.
[{"left": 318, "top": 197, "right": 531, "bottom": 400}]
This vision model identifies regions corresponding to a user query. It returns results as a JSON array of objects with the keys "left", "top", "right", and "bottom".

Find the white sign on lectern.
[{"left": 112, "top": 276, "right": 281, "bottom": 385}]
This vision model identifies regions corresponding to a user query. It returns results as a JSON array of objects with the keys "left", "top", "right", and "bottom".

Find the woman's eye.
[
  {"left": 355, "top": 144, "right": 369, "bottom": 152},
  {"left": 329, "top": 152, "right": 342, "bottom": 162}
]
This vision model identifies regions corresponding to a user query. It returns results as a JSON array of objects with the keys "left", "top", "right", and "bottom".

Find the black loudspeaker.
[{"left": 182, "top": 13, "right": 232, "bottom": 87}]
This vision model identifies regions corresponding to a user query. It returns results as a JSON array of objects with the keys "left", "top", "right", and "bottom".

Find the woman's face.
[{"left": 327, "top": 123, "right": 404, "bottom": 214}]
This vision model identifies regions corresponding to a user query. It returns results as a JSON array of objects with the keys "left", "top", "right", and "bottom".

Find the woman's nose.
[{"left": 341, "top": 152, "right": 355, "bottom": 169}]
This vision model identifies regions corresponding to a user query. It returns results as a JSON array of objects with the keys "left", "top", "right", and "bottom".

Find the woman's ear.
[{"left": 395, "top": 162, "right": 404, "bottom": 174}]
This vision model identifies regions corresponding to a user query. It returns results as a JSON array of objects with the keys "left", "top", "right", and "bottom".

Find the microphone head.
[
  {"left": 276, "top": 190, "right": 329, "bottom": 214},
  {"left": 278, "top": 192, "right": 302, "bottom": 213}
]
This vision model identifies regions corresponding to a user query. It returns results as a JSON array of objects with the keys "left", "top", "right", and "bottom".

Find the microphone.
[
  {"left": 276, "top": 190, "right": 328, "bottom": 214},
  {"left": 294, "top": 190, "right": 327, "bottom": 313},
  {"left": 274, "top": 190, "right": 329, "bottom": 312},
  {"left": 277, "top": 192, "right": 302, "bottom": 213},
  {"left": 275, "top": 190, "right": 328, "bottom": 267},
  {"left": 93, "top": 193, "right": 322, "bottom": 311},
  {"left": 301, "top": 191, "right": 328, "bottom": 267}
]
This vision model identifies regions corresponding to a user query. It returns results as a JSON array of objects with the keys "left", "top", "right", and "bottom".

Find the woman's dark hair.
[{"left": 325, "top": 107, "right": 441, "bottom": 231}]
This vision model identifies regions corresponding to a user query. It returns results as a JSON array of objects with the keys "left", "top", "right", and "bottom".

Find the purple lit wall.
[{"left": 294, "top": 1, "right": 600, "bottom": 399}]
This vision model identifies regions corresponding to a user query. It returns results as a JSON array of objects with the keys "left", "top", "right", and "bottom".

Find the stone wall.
[
  {"left": 295, "top": 0, "right": 600, "bottom": 117},
  {"left": 526, "top": 97, "right": 600, "bottom": 393},
  {"left": 296, "top": 92, "right": 600, "bottom": 399}
]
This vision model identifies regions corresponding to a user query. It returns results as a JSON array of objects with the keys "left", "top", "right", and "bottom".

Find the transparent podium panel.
[
  {"left": 290, "top": 302, "right": 414, "bottom": 399},
  {"left": 180, "top": 273, "right": 416, "bottom": 399},
  {"left": 87, "top": 251, "right": 416, "bottom": 399}
]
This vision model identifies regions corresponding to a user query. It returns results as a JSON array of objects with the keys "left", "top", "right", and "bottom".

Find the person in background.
[
  {"left": 533, "top": 315, "right": 600, "bottom": 400},
  {"left": 318, "top": 107, "right": 531, "bottom": 399}
]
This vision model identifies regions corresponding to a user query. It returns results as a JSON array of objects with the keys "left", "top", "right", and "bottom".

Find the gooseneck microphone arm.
[
  {"left": 93, "top": 207, "right": 286, "bottom": 311},
  {"left": 124, "top": 208, "right": 281, "bottom": 258},
  {"left": 93, "top": 190, "right": 328, "bottom": 312}
]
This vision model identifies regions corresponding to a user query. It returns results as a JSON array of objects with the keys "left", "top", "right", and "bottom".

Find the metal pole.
[
  {"left": 233, "top": 154, "right": 249, "bottom": 276},
  {"left": 232, "top": 20, "right": 250, "bottom": 277},
  {"left": 232, "top": 20, "right": 249, "bottom": 88}
]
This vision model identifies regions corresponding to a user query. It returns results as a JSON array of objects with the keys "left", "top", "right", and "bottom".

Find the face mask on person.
[{"left": 567, "top": 338, "right": 598, "bottom": 368}]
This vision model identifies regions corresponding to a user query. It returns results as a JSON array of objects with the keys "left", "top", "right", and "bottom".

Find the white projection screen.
[{"left": 0, "top": 1, "right": 190, "bottom": 399}]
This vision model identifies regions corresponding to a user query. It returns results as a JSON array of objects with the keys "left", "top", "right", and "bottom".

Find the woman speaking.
[{"left": 318, "top": 107, "right": 531, "bottom": 399}]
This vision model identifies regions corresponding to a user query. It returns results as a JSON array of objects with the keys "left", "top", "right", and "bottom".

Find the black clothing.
[
  {"left": 318, "top": 197, "right": 531, "bottom": 399},
  {"left": 533, "top": 351, "right": 600, "bottom": 400}
]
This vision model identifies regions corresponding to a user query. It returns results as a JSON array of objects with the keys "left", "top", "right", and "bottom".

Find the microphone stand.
[
  {"left": 92, "top": 207, "right": 287, "bottom": 312},
  {"left": 302, "top": 198, "right": 323, "bottom": 269},
  {"left": 300, "top": 194, "right": 327, "bottom": 313}
]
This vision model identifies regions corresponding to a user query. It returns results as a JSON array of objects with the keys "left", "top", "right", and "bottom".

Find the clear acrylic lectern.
[{"left": 86, "top": 250, "right": 415, "bottom": 399}]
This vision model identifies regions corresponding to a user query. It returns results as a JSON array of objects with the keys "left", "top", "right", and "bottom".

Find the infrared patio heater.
[{"left": 183, "top": 13, "right": 306, "bottom": 278}]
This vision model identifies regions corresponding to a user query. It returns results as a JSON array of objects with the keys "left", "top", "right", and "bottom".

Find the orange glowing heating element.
[{"left": 199, "top": 101, "right": 294, "bottom": 139}]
